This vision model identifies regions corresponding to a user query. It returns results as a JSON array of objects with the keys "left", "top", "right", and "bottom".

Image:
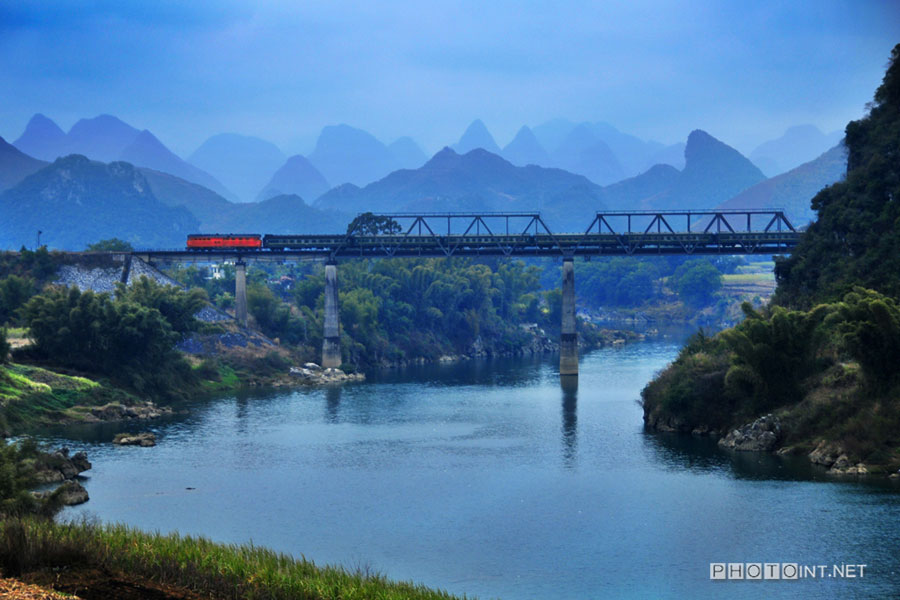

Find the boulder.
[
  {"left": 56, "top": 481, "right": 89, "bottom": 505},
  {"left": 113, "top": 432, "right": 157, "bottom": 447},
  {"left": 33, "top": 447, "right": 92, "bottom": 483},
  {"left": 718, "top": 414, "right": 782, "bottom": 452},
  {"left": 808, "top": 440, "right": 844, "bottom": 468}
]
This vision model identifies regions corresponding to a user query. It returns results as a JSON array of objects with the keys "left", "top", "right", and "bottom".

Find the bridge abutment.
[
  {"left": 560, "top": 257, "right": 578, "bottom": 376},
  {"left": 235, "top": 260, "right": 248, "bottom": 327},
  {"left": 322, "top": 261, "right": 342, "bottom": 368}
]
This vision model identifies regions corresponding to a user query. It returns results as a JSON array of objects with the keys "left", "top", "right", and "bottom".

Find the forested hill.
[
  {"left": 641, "top": 44, "right": 900, "bottom": 474},
  {"left": 774, "top": 43, "right": 900, "bottom": 307}
]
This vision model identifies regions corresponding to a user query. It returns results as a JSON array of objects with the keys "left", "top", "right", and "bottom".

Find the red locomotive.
[{"left": 186, "top": 234, "right": 263, "bottom": 250}]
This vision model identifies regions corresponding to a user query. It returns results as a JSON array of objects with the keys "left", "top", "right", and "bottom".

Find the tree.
[
  {"left": 86, "top": 238, "right": 134, "bottom": 252},
  {"left": 671, "top": 260, "right": 721, "bottom": 307},
  {"left": 115, "top": 276, "right": 207, "bottom": 334},
  {"left": 0, "top": 276, "right": 35, "bottom": 325},
  {"left": 346, "top": 212, "right": 402, "bottom": 235}
]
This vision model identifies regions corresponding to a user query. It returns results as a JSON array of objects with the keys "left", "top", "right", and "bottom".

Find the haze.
[{"left": 1, "top": 0, "right": 897, "bottom": 156}]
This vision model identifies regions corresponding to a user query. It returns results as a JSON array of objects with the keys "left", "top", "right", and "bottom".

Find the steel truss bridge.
[{"left": 136, "top": 210, "right": 800, "bottom": 262}]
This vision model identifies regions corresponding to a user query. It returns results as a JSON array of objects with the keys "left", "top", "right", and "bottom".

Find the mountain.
[
  {"left": 189, "top": 133, "right": 286, "bottom": 202},
  {"left": 644, "top": 142, "right": 686, "bottom": 171},
  {"left": 307, "top": 125, "right": 399, "bottom": 188},
  {"left": 314, "top": 147, "right": 605, "bottom": 230},
  {"left": 502, "top": 126, "right": 550, "bottom": 167},
  {"left": 388, "top": 137, "right": 428, "bottom": 170},
  {"left": 256, "top": 155, "right": 330, "bottom": 203},
  {"left": 750, "top": 125, "right": 845, "bottom": 176},
  {"left": 63, "top": 114, "right": 141, "bottom": 162},
  {"left": 12, "top": 114, "right": 66, "bottom": 161},
  {"left": 645, "top": 130, "right": 766, "bottom": 210},
  {"left": 719, "top": 144, "right": 847, "bottom": 224},
  {"left": 120, "top": 130, "right": 233, "bottom": 200},
  {"left": 597, "top": 163, "right": 682, "bottom": 210},
  {"left": 138, "top": 167, "right": 235, "bottom": 228},
  {"left": 204, "top": 194, "right": 346, "bottom": 234},
  {"left": 0, "top": 155, "right": 198, "bottom": 250},
  {"left": 0, "top": 136, "right": 47, "bottom": 192},
  {"left": 453, "top": 119, "right": 501, "bottom": 155},
  {"left": 550, "top": 124, "right": 625, "bottom": 185},
  {"left": 532, "top": 118, "right": 578, "bottom": 154},
  {"left": 587, "top": 122, "right": 668, "bottom": 177}
]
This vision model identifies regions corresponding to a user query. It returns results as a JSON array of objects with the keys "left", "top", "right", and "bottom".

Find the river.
[{"left": 45, "top": 334, "right": 900, "bottom": 599}]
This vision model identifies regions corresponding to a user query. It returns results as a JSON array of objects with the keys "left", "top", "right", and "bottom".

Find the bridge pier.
[
  {"left": 322, "top": 261, "right": 342, "bottom": 368},
  {"left": 234, "top": 260, "right": 248, "bottom": 327},
  {"left": 560, "top": 257, "right": 578, "bottom": 376}
]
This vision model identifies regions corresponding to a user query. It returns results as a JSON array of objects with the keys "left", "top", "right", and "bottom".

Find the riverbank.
[{"left": 0, "top": 518, "right": 464, "bottom": 600}]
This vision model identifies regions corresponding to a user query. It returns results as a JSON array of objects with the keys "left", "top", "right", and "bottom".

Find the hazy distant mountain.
[
  {"left": 453, "top": 119, "right": 501, "bottom": 155},
  {"left": 750, "top": 125, "right": 844, "bottom": 176},
  {"left": 532, "top": 118, "right": 577, "bottom": 154},
  {"left": 550, "top": 124, "right": 625, "bottom": 185},
  {"left": 12, "top": 113, "right": 232, "bottom": 199},
  {"left": 138, "top": 167, "right": 234, "bottom": 228},
  {"left": 120, "top": 130, "right": 233, "bottom": 199},
  {"left": 644, "top": 142, "right": 686, "bottom": 171},
  {"left": 720, "top": 144, "right": 847, "bottom": 224},
  {"left": 315, "top": 147, "right": 604, "bottom": 229},
  {"left": 645, "top": 130, "right": 766, "bottom": 210},
  {"left": 256, "top": 155, "right": 330, "bottom": 203},
  {"left": 188, "top": 133, "right": 285, "bottom": 202},
  {"left": 307, "top": 125, "right": 399, "bottom": 188},
  {"left": 0, "top": 136, "right": 47, "bottom": 192},
  {"left": 205, "top": 194, "right": 346, "bottom": 234},
  {"left": 0, "top": 155, "right": 198, "bottom": 250},
  {"left": 12, "top": 114, "right": 66, "bottom": 161},
  {"left": 388, "top": 136, "right": 428, "bottom": 170},
  {"left": 502, "top": 126, "right": 550, "bottom": 166},
  {"left": 63, "top": 114, "right": 141, "bottom": 162},
  {"left": 597, "top": 163, "right": 681, "bottom": 210}
]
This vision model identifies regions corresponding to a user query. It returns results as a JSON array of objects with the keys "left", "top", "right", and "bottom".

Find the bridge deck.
[{"left": 137, "top": 210, "right": 802, "bottom": 261}]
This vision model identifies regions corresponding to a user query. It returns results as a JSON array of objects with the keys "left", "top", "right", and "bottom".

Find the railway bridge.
[{"left": 135, "top": 210, "right": 801, "bottom": 377}]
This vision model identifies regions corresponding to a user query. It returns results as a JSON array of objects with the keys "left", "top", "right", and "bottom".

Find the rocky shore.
[
  {"left": 32, "top": 447, "right": 92, "bottom": 506},
  {"left": 289, "top": 363, "right": 365, "bottom": 384}
]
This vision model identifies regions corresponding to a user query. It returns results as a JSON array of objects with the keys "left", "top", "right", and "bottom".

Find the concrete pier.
[
  {"left": 234, "top": 260, "right": 248, "bottom": 327},
  {"left": 322, "top": 261, "right": 342, "bottom": 368},
  {"left": 559, "top": 257, "right": 578, "bottom": 376}
]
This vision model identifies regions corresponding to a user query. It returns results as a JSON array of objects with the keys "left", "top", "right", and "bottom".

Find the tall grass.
[{"left": 0, "top": 518, "right": 468, "bottom": 600}]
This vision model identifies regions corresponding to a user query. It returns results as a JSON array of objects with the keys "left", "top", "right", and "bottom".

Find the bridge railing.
[{"left": 585, "top": 209, "right": 796, "bottom": 235}]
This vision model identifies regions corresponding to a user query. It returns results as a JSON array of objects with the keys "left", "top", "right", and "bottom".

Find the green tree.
[
  {"left": 671, "top": 260, "right": 722, "bottom": 307},
  {"left": 86, "top": 238, "right": 134, "bottom": 252},
  {"left": 0, "top": 276, "right": 35, "bottom": 325},
  {"left": 346, "top": 212, "right": 402, "bottom": 235},
  {"left": 115, "top": 276, "right": 207, "bottom": 334}
]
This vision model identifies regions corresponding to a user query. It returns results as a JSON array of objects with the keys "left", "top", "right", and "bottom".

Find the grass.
[
  {"left": 722, "top": 273, "right": 775, "bottom": 284},
  {"left": 0, "top": 518, "right": 467, "bottom": 600}
]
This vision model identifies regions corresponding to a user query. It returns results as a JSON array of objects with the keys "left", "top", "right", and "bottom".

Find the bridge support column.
[
  {"left": 560, "top": 257, "right": 578, "bottom": 376},
  {"left": 322, "top": 261, "right": 342, "bottom": 369},
  {"left": 234, "top": 260, "right": 248, "bottom": 327}
]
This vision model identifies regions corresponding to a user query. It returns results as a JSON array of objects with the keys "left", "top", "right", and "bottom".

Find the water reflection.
[
  {"left": 325, "top": 385, "right": 342, "bottom": 423},
  {"left": 560, "top": 375, "right": 577, "bottom": 468}
]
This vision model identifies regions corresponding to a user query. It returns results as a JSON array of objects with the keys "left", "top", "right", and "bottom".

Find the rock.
[
  {"left": 303, "top": 362, "right": 322, "bottom": 371},
  {"left": 808, "top": 440, "right": 844, "bottom": 468},
  {"left": 717, "top": 414, "right": 781, "bottom": 452},
  {"left": 691, "top": 425, "right": 710, "bottom": 436},
  {"left": 113, "top": 432, "right": 157, "bottom": 447},
  {"left": 56, "top": 481, "right": 89, "bottom": 505},
  {"left": 33, "top": 448, "right": 92, "bottom": 483}
]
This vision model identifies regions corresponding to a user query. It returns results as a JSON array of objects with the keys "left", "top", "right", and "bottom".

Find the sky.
[{"left": 0, "top": 1, "right": 898, "bottom": 157}]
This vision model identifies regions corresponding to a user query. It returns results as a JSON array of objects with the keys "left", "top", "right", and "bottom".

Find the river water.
[{"left": 47, "top": 335, "right": 900, "bottom": 599}]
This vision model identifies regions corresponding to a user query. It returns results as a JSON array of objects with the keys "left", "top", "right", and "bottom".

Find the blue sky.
[{"left": 1, "top": 1, "right": 897, "bottom": 156}]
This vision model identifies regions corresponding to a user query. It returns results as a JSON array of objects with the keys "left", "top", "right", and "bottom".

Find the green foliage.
[
  {"left": 0, "top": 517, "right": 464, "bottom": 599},
  {"left": 22, "top": 286, "right": 195, "bottom": 399},
  {"left": 248, "top": 282, "right": 309, "bottom": 344},
  {"left": 0, "top": 275, "right": 36, "bottom": 325},
  {"left": 720, "top": 302, "right": 829, "bottom": 414},
  {"left": 0, "top": 329, "right": 9, "bottom": 365},
  {"left": 775, "top": 44, "right": 900, "bottom": 307},
  {"left": 671, "top": 259, "right": 722, "bottom": 307},
  {"left": 826, "top": 287, "right": 900, "bottom": 391},
  {"left": 0, "top": 247, "right": 57, "bottom": 283},
  {"left": 346, "top": 212, "right": 402, "bottom": 235},
  {"left": 85, "top": 238, "right": 134, "bottom": 252},
  {"left": 115, "top": 276, "right": 207, "bottom": 334}
]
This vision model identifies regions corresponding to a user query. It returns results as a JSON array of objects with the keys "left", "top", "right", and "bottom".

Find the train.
[{"left": 186, "top": 233, "right": 329, "bottom": 251}]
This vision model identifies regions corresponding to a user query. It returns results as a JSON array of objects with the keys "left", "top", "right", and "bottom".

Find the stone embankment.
[{"left": 289, "top": 363, "right": 364, "bottom": 384}]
